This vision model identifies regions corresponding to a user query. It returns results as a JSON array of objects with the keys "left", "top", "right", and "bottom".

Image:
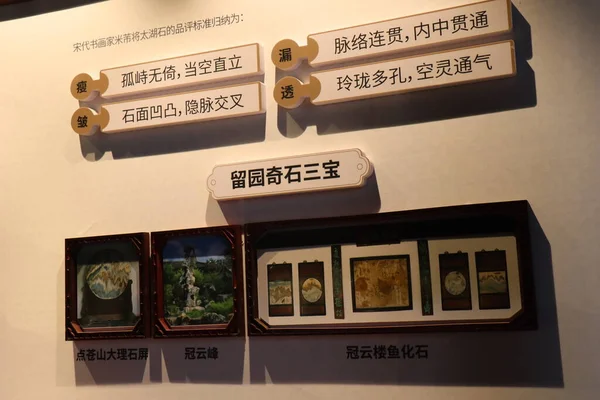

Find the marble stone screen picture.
[
  {"left": 76, "top": 241, "right": 140, "bottom": 328},
  {"left": 161, "top": 234, "right": 234, "bottom": 326},
  {"left": 476, "top": 250, "right": 511, "bottom": 309},
  {"left": 478, "top": 271, "right": 507, "bottom": 294},
  {"left": 445, "top": 271, "right": 468, "bottom": 296},
  {"left": 267, "top": 262, "right": 294, "bottom": 317},
  {"left": 270, "top": 280, "right": 293, "bottom": 305},
  {"left": 350, "top": 255, "right": 412, "bottom": 312},
  {"left": 302, "top": 278, "right": 322, "bottom": 303},
  {"left": 439, "top": 252, "right": 472, "bottom": 311},
  {"left": 298, "top": 261, "right": 326, "bottom": 316}
]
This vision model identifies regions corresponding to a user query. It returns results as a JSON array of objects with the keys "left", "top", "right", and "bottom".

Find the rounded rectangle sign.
[
  {"left": 71, "top": 82, "right": 265, "bottom": 135},
  {"left": 272, "top": 0, "right": 512, "bottom": 71},
  {"left": 274, "top": 41, "right": 515, "bottom": 109},
  {"left": 207, "top": 149, "right": 373, "bottom": 200},
  {"left": 71, "top": 43, "right": 263, "bottom": 101}
]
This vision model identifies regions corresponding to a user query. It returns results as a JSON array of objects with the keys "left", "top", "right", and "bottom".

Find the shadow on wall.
[
  {"left": 72, "top": 337, "right": 245, "bottom": 385},
  {"left": 72, "top": 339, "right": 152, "bottom": 385},
  {"left": 0, "top": 0, "right": 106, "bottom": 22},
  {"left": 247, "top": 208, "right": 563, "bottom": 387},
  {"left": 76, "top": 69, "right": 268, "bottom": 161},
  {"left": 78, "top": 113, "right": 267, "bottom": 161},
  {"left": 159, "top": 338, "right": 245, "bottom": 384},
  {"left": 277, "top": 6, "right": 535, "bottom": 138}
]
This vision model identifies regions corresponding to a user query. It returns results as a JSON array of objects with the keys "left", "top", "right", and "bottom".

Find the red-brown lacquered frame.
[
  {"left": 151, "top": 225, "right": 245, "bottom": 338},
  {"left": 65, "top": 232, "right": 150, "bottom": 341},
  {"left": 246, "top": 200, "right": 537, "bottom": 336}
]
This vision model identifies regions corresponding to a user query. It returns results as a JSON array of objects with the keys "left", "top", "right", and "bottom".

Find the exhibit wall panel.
[{"left": 0, "top": 0, "right": 599, "bottom": 399}]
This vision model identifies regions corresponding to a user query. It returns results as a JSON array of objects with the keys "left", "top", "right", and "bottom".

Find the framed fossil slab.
[
  {"left": 151, "top": 225, "right": 244, "bottom": 338},
  {"left": 245, "top": 200, "right": 536, "bottom": 335},
  {"left": 65, "top": 232, "right": 150, "bottom": 340},
  {"left": 350, "top": 255, "right": 413, "bottom": 313}
]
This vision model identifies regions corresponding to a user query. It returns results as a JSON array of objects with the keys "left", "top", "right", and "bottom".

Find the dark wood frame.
[
  {"left": 439, "top": 251, "right": 473, "bottom": 311},
  {"left": 151, "top": 225, "right": 245, "bottom": 338},
  {"left": 267, "top": 262, "right": 294, "bottom": 317},
  {"left": 0, "top": 0, "right": 30, "bottom": 5},
  {"left": 350, "top": 254, "right": 413, "bottom": 313},
  {"left": 246, "top": 200, "right": 537, "bottom": 336},
  {"left": 476, "top": 249, "right": 511, "bottom": 310},
  {"left": 298, "top": 260, "right": 326, "bottom": 316},
  {"left": 65, "top": 232, "right": 150, "bottom": 341}
]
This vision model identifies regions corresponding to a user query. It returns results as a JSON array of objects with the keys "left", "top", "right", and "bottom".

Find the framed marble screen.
[{"left": 65, "top": 232, "right": 150, "bottom": 340}]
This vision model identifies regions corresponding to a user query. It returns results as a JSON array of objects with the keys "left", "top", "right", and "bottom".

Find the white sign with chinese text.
[
  {"left": 207, "top": 149, "right": 373, "bottom": 200},
  {"left": 312, "top": 41, "right": 516, "bottom": 104},
  {"left": 272, "top": 0, "right": 511, "bottom": 71},
  {"left": 71, "top": 43, "right": 263, "bottom": 101},
  {"left": 274, "top": 40, "right": 515, "bottom": 109},
  {"left": 71, "top": 82, "right": 265, "bottom": 135},
  {"left": 312, "top": 40, "right": 515, "bottom": 105},
  {"left": 311, "top": 0, "right": 511, "bottom": 67}
]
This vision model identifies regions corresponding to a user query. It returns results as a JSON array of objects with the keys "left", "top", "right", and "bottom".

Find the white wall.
[{"left": 0, "top": 0, "right": 599, "bottom": 399}]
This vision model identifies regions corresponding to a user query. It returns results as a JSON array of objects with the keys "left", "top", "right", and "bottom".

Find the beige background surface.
[{"left": 0, "top": 0, "right": 598, "bottom": 399}]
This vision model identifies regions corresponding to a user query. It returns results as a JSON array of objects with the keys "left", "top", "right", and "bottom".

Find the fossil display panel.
[{"left": 246, "top": 201, "right": 536, "bottom": 335}]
